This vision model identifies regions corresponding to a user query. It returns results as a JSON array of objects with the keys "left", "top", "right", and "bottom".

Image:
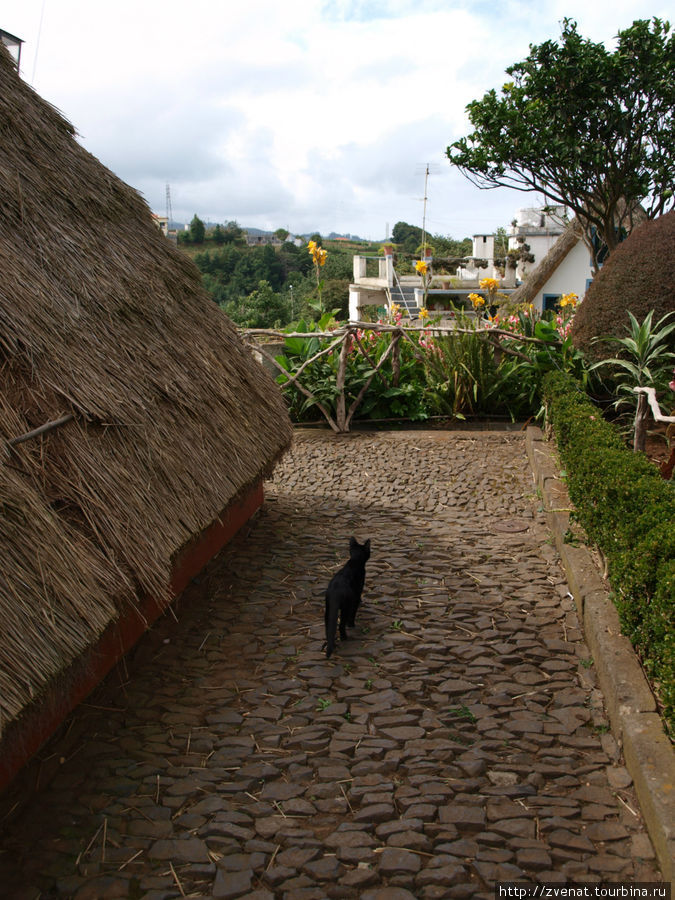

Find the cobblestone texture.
[{"left": 0, "top": 430, "right": 662, "bottom": 898}]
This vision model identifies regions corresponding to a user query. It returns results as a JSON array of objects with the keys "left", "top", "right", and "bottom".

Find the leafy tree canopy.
[
  {"left": 432, "top": 234, "right": 472, "bottom": 258},
  {"left": 221, "top": 280, "right": 291, "bottom": 329},
  {"left": 447, "top": 18, "right": 675, "bottom": 270},
  {"left": 391, "top": 221, "right": 423, "bottom": 253},
  {"left": 220, "top": 221, "right": 246, "bottom": 245}
]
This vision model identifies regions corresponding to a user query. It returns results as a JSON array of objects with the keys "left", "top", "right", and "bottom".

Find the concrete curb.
[{"left": 526, "top": 426, "right": 675, "bottom": 884}]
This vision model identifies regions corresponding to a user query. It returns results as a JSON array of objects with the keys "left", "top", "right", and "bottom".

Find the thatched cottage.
[
  {"left": 0, "top": 43, "right": 292, "bottom": 788},
  {"left": 507, "top": 218, "right": 589, "bottom": 311}
]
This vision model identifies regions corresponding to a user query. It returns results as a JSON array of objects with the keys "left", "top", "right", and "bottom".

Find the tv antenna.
[
  {"left": 421, "top": 164, "right": 430, "bottom": 256},
  {"left": 416, "top": 163, "right": 440, "bottom": 256}
]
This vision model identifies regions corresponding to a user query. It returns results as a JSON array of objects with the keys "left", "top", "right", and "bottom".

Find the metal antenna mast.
[{"left": 165, "top": 184, "right": 173, "bottom": 230}]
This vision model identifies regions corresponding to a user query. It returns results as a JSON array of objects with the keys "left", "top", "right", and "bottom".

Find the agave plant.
[{"left": 590, "top": 311, "right": 675, "bottom": 451}]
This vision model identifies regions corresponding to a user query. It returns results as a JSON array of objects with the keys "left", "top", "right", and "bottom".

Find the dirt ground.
[{"left": 644, "top": 427, "right": 673, "bottom": 472}]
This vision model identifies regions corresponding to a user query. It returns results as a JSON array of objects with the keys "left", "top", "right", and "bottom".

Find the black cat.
[{"left": 324, "top": 537, "right": 371, "bottom": 658}]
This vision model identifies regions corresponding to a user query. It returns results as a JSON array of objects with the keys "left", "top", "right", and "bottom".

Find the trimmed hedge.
[{"left": 542, "top": 371, "right": 674, "bottom": 732}]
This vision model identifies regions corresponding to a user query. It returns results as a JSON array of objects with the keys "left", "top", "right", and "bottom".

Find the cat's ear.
[{"left": 349, "top": 536, "right": 357, "bottom": 551}]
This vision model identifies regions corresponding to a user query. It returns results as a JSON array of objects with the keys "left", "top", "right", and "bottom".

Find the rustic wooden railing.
[{"left": 241, "top": 321, "right": 555, "bottom": 434}]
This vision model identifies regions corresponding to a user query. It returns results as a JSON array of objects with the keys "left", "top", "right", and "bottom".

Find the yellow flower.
[
  {"left": 468, "top": 293, "right": 485, "bottom": 308},
  {"left": 308, "top": 242, "right": 328, "bottom": 266},
  {"left": 479, "top": 277, "right": 499, "bottom": 293},
  {"left": 559, "top": 292, "right": 578, "bottom": 308},
  {"left": 415, "top": 259, "right": 428, "bottom": 276},
  {"left": 419, "top": 307, "right": 429, "bottom": 320}
]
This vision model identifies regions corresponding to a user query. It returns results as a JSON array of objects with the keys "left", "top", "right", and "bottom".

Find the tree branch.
[{"left": 7, "top": 413, "right": 75, "bottom": 448}]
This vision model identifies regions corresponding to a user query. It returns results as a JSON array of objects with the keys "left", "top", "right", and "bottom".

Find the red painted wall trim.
[{"left": 0, "top": 479, "right": 264, "bottom": 794}]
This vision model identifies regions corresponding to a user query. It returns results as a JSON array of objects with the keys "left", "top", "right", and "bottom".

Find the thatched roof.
[
  {"left": 0, "top": 44, "right": 292, "bottom": 738},
  {"left": 508, "top": 218, "right": 584, "bottom": 305}
]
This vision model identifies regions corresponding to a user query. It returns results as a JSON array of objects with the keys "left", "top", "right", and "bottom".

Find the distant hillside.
[{"left": 168, "top": 222, "right": 370, "bottom": 242}]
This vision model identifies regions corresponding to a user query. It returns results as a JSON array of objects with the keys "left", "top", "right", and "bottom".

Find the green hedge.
[{"left": 542, "top": 371, "right": 674, "bottom": 733}]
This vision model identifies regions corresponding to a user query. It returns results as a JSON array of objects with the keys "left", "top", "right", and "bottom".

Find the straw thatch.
[
  {"left": 0, "top": 44, "right": 292, "bottom": 739},
  {"left": 508, "top": 218, "right": 584, "bottom": 306}
]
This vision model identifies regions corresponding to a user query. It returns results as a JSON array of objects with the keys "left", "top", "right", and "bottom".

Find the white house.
[
  {"left": 347, "top": 206, "right": 597, "bottom": 321},
  {"left": 508, "top": 218, "right": 594, "bottom": 312},
  {"left": 508, "top": 206, "right": 568, "bottom": 281}
]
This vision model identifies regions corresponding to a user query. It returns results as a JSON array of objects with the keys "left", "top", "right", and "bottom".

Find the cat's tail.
[{"left": 324, "top": 592, "right": 338, "bottom": 659}]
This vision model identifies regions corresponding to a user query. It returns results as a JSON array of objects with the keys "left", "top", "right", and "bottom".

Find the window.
[
  {"left": 590, "top": 226, "right": 627, "bottom": 267},
  {"left": 543, "top": 294, "right": 561, "bottom": 311}
]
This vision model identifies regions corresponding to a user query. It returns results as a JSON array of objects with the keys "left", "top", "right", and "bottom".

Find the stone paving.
[{"left": 0, "top": 430, "right": 663, "bottom": 899}]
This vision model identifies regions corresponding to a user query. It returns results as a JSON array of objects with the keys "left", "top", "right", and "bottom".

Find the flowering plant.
[
  {"left": 307, "top": 240, "right": 328, "bottom": 315},
  {"left": 415, "top": 258, "right": 432, "bottom": 315},
  {"left": 308, "top": 240, "right": 327, "bottom": 268},
  {"left": 479, "top": 277, "right": 500, "bottom": 293},
  {"left": 389, "top": 302, "right": 404, "bottom": 325}
]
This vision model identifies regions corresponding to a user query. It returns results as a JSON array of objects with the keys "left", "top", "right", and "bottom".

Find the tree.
[
  {"left": 189, "top": 214, "right": 206, "bottom": 244},
  {"left": 275, "top": 227, "right": 290, "bottom": 242},
  {"left": 222, "top": 221, "right": 245, "bottom": 245},
  {"left": 494, "top": 227, "right": 509, "bottom": 260},
  {"left": 391, "top": 222, "right": 423, "bottom": 254},
  {"left": 432, "top": 234, "right": 472, "bottom": 258},
  {"left": 279, "top": 241, "right": 313, "bottom": 280},
  {"left": 447, "top": 18, "right": 675, "bottom": 271},
  {"left": 221, "top": 280, "right": 291, "bottom": 329}
]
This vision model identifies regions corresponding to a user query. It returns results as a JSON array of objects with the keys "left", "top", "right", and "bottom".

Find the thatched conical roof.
[{"left": 0, "top": 44, "right": 292, "bottom": 740}]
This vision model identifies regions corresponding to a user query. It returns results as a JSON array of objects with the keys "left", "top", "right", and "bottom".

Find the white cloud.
[{"left": 4, "top": 0, "right": 672, "bottom": 239}]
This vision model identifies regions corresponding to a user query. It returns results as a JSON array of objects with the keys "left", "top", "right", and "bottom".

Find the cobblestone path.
[{"left": 0, "top": 431, "right": 662, "bottom": 898}]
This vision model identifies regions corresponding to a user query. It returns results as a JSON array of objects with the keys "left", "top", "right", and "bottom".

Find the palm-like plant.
[{"left": 591, "top": 311, "right": 675, "bottom": 451}]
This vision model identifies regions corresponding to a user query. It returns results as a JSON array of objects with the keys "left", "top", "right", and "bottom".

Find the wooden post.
[
  {"left": 633, "top": 390, "right": 649, "bottom": 452},
  {"left": 392, "top": 336, "right": 401, "bottom": 387},
  {"left": 335, "top": 331, "right": 351, "bottom": 432}
]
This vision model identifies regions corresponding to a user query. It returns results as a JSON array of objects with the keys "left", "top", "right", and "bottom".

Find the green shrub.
[{"left": 543, "top": 371, "right": 675, "bottom": 732}]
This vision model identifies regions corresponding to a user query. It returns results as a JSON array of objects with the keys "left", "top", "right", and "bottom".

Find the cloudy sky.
[{"left": 3, "top": 0, "right": 669, "bottom": 240}]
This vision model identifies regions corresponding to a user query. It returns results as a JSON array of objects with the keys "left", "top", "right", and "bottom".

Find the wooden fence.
[{"left": 241, "top": 321, "right": 555, "bottom": 433}]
